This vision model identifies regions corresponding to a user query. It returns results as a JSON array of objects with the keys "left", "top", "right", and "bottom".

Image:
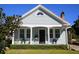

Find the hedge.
[{"left": 10, "top": 45, "right": 67, "bottom": 50}]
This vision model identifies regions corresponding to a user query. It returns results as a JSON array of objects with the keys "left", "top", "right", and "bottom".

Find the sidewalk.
[{"left": 70, "top": 45, "right": 79, "bottom": 51}]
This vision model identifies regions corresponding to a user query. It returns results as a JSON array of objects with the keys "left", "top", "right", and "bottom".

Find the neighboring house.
[{"left": 12, "top": 5, "right": 70, "bottom": 45}]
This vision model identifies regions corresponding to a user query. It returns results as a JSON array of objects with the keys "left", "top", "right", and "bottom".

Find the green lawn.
[{"left": 5, "top": 49, "right": 79, "bottom": 54}]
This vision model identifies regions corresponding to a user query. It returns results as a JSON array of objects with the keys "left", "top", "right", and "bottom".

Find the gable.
[
  {"left": 20, "top": 5, "right": 70, "bottom": 27},
  {"left": 21, "top": 9, "right": 62, "bottom": 26}
]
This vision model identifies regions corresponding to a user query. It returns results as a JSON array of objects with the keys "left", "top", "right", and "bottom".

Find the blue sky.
[{"left": 0, "top": 4, "right": 79, "bottom": 25}]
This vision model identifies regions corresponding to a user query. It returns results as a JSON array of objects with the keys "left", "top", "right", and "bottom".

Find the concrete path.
[{"left": 70, "top": 45, "right": 79, "bottom": 51}]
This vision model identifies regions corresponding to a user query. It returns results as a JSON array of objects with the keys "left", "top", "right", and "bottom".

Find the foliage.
[
  {"left": 72, "top": 17, "right": 79, "bottom": 35},
  {"left": 70, "top": 16, "right": 79, "bottom": 41},
  {"left": 0, "top": 8, "right": 21, "bottom": 54},
  {"left": 10, "top": 45, "right": 67, "bottom": 50},
  {"left": 0, "top": 8, "right": 21, "bottom": 42},
  {"left": 0, "top": 40, "right": 6, "bottom": 54}
]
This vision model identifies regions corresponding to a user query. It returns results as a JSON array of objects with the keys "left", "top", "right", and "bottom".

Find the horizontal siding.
[{"left": 21, "top": 9, "right": 62, "bottom": 25}]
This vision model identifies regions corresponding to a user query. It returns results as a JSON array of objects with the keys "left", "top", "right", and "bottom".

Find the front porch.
[{"left": 12, "top": 26, "right": 68, "bottom": 45}]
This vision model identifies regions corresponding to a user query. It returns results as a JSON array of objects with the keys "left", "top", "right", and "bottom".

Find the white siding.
[
  {"left": 14, "top": 27, "right": 67, "bottom": 45},
  {"left": 13, "top": 5, "right": 70, "bottom": 45},
  {"left": 21, "top": 9, "right": 62, "bottom": 26},
  {"left": 56, "top": 29, "right": 67, "bottom": 44},
  {"left": 49, "top": 28, "right": 67, "bottom": 45}
]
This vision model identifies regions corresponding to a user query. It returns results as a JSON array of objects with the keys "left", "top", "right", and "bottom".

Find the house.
[{"left": 12, "top": 5, "right": 70, "bottom": 45}]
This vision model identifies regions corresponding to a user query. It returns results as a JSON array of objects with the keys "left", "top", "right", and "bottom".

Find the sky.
[{"left": 0, "top": 4, "right": 79, "bottom": 25}]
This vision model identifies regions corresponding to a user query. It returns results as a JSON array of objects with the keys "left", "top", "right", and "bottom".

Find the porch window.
[
  {"left": 50, "top": 29, "right": 53, "bottom": 38},
  {"left": 26, "top": 29, "right": 30, "bottom": 38},
  {"left": 55, "top": 29, "right": 60, "bottom": 38},
  {"left": 20, "top": 29, "right": 24, "bottom": 40}
]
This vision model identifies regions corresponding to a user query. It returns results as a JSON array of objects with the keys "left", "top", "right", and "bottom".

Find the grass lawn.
[{"left": 5, "top": 49, "right": 79, "bottom": 54}]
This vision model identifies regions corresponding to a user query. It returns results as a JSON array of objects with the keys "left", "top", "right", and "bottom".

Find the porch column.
[
  {"left": 65, "top": 28, "right": 68, "bottom": 45},
  {"left": 48, "top": 27, "right": 50, "bottom": 44},
  {"left": 12, "top": 31, "right": 14, "bottom": 44},
  {"left": 24, "top": 29, "right": 26, "bottom": 44},
  {"left": 18, "top": 29, "right": 20, "bottom": 44},
  {"left": 30, "top": 27, "right": 33, "bottom": 44}
]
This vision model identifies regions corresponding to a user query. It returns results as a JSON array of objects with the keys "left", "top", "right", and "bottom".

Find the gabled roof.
[{"left": 21, "top": 5, "right": 70, "bottom": 26}]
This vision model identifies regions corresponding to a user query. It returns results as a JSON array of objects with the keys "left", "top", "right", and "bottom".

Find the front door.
[{"left": 39, "top": 30, "right": 45, "bottom": 44}]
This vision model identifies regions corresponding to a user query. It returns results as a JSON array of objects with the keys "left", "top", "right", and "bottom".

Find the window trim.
[
  {"left": 19, "top": 29, "right": 25, "bottom": 40},
  {"left": 49, "top": 28, "right": 61, "bottom": 39},
  {"left": 55, "top": 28, "right": 60, "bottom": 38},
  {"left": 37, "top": 12, "right": 44, "bottom": 16},
  {"left": 50, "top": 29, "right": 53, "bottom": 38},
  {"left": 26, "top": 29, "right": 30, "bottom": 38}
]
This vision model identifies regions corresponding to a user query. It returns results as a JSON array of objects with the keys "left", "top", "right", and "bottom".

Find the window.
[
  {"left": 14, "top": 30, "right": 18, "bottom": 40},
  {"left": 26, "top": 29, "right": 30, "bottom": 38},
  {"left": 37, "top": 12, "right": 43, "bottom": 15},
  {"left": 50, "top": 29, "right": 53, "bottom": 38},
  {"left": 55, "top": 29, "right": 60, "bottom": 38},
  {"left": 20, "top": 29, "right": 24, "bottom": 39}
]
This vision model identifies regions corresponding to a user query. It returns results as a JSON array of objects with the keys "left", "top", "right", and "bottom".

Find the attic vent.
[{"left": 37, "top": 12, "right": 43, "bottom": 15}]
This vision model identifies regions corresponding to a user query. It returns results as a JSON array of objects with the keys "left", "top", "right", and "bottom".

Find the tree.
[
  {"left": 72, "top": 16, "right": 79, "bottom": 35},
  {"left": 70, "top": 16, "right": 79, "bottom": 42},
  {"left": 0, "top": 8, "right": 21, "bottom": 53},
  {"left": 0, "top": 9, "right": 21, "bottom": 40}
]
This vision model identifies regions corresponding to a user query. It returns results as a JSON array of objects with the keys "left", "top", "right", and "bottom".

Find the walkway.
[{"left": 70, "top": 44, "right": 79, "bottom": 51}]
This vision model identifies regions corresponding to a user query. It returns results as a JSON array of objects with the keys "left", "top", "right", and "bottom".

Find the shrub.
[
  {"left": 0, "top": 40, "right": 6, "bottom": 54},
  {"left": 10, "top": 45, "right": 67, "bottom": 50},
  {"left": 5, "top": 38, "right": 12, "bottom": 47}
]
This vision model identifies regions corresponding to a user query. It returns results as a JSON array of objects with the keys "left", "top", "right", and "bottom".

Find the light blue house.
[{"left": 12, "top": 5, "right": 70, "bottom": 45}]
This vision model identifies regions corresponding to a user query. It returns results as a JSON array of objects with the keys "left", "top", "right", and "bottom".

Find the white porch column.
[
  {"left": 18, "top": 29, "right": 20, "bottom": 44},
  {"left": 30, "top": 27, "right": 33, "bottom": 44},
  {"left": 65, "top": 28, "right": 68, "bottom": 45},
  {"left": 12, "top": 31, "right": 14, "bottom": 44},
  {"left": 24, "top": 29, "right": 26, "bottom": 44},
  {"left": 48, "top": 27, "right": 50, "bottom": 44}
]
